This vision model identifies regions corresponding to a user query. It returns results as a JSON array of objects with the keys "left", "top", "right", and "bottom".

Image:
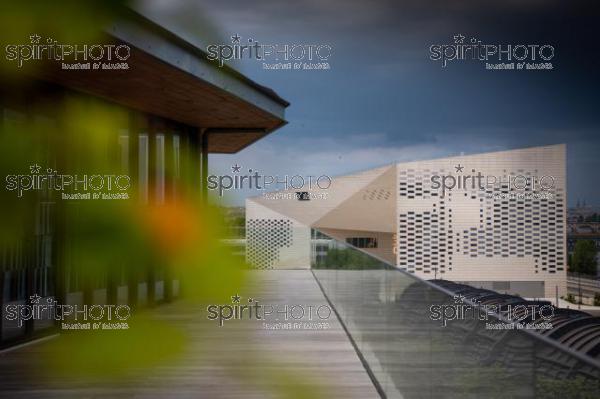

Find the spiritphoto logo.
[
  {"left": 206, "top": 294, "right": 332, "bottom": 329},
  {"left": 429, "top": 34, "right": 554, "bottom": 70},
  {"left": 5, "top": 34, "right": 131, "bottom": 70},
  {"left": 5, "top": 163, "right": 131, "bottom": 199},
  {"left": 206, "top": 164, "right": 331, "bottom": 197},
  {"left": 430, "top": 164, "right": 555, "bottom": 199},
  {"left": 4, "top": 294, "right": 131, "bottom": 330},
  {"left": 206, "top": 34, "right": 332, "bottom": 70},
  {"left": 430, "top": 295, "right": 554, "bottom": 329}
]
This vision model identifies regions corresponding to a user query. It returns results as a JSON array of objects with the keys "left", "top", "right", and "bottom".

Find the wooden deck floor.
[{"left": 0, "top": 270, "right": 379, "bottom": 399}]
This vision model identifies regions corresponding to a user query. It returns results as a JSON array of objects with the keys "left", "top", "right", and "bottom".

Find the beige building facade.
[{"left": 246, "top": 144, "right": 567, "bottom": 297}]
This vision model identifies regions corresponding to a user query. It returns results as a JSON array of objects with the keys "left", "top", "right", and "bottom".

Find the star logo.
[
  {"left": 454, "top": 164, "right": 464, "bottom": 173},
  {"left": 29, "top": 34, "right": 41, "bottom": 44},
  {"left": 231, "top": 34, "right": 241, "bottom": 44},
  {"left": 231, "top": 164, "right": 241, "bottom": 173},
  {"left": 453, "top": 34, "right": 465, "bottom": 44},
  {"left": 453, "top": 294, "right": 466, "bottom": 304},
  {"left": 30, "top": 164, "right": 41, "bottom": 174},
  {"left": 29, "top": 294, "right": 42, "bottom": 304},
  {"left": 231, "top": 294, "right": 241, "bottom": 303}
]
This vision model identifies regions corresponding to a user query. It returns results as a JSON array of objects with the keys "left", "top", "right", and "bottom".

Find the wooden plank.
[{"left": 0, "top": 270, "right": 379, "bottom": 398}]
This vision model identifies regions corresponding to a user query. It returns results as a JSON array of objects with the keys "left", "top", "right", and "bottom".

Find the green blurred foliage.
[
  {"left": 0, "top": 93, "right": 250, "bottom": 379},
  {"left": 43, "top": 315, "right": 187, "bottom": 381},
  {"left": 0, "top": 2, "right": 327, "bottom": 397}
]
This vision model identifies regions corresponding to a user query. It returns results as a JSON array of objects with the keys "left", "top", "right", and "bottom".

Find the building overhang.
[{"left": 26, "top": 8, "right": 289, "bottom": 153}]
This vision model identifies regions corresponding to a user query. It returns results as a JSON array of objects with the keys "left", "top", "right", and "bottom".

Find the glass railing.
[{"left": 311, "top": 230, "right": 600, "bottom": 399}]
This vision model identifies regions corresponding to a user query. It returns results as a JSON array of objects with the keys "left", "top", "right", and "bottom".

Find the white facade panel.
[{"left": 396, "top": 144, "right": 566, "bottom": 297}]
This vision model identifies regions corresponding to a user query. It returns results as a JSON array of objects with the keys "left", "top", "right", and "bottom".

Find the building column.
[
  {"left": 201, "top": 129, "right": 209, "bottom": 202},
  {"left": 127, "top": 111, "right": 141, "bottom": 309},
  {"left": 0, "top": 272, "right": 4, "bottom": 343}
]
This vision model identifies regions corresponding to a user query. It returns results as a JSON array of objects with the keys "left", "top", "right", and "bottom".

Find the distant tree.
[
  {"left": 570, "top": 240, "right": 598, "bottom": 276},
  {"left": 585, "top": 213, "right": 599, "bottom": 222}
]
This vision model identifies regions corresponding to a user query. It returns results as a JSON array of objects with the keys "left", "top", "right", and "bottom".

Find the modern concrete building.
[{"left": 246, "top": 144, "right": 567, "bottom": 297}]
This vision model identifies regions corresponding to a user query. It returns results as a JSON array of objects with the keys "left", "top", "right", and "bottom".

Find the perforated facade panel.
[
  {"left": 396, "top": 145, "right": 566, "bottom": 297},
  {"left": 245, "top": 200, "right": 311, "bottom": 269},
  {"left": 246, "top": 218, "right": 293, "bottom": 269}
]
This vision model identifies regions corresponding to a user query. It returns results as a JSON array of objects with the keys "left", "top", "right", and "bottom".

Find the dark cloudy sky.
[{"left": 138, "top": 0, "right": 600, "bottom": 206}]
